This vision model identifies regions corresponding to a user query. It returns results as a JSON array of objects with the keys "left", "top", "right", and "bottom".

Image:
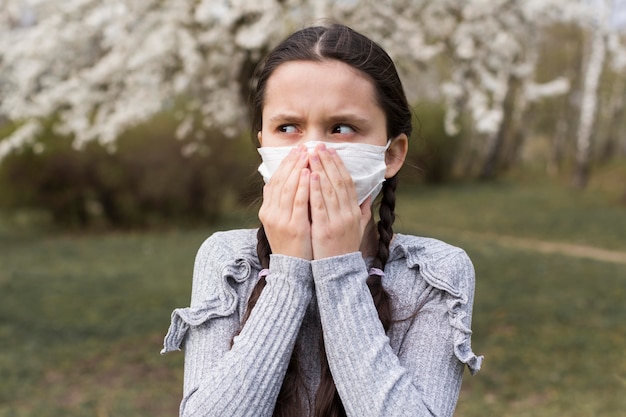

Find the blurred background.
[{"left": 0, "top": 1, "right": 625, "bottom": 416}]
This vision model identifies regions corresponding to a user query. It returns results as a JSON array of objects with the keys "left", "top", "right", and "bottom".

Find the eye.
[
  {"left": 331, "top": 124, "right": 356, "bottom": 135},
  {"left": 278, "top": 124, "right": 298, "bottom": 134}
]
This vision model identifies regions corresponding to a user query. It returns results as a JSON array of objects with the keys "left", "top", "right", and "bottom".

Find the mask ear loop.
[{"left": 383, "top": 139, "right": 392, "bottom": 159}]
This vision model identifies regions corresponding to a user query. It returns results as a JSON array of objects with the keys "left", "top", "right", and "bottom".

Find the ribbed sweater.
[{"left": 162, "top": 228, "right": 482, "bottom": 417}]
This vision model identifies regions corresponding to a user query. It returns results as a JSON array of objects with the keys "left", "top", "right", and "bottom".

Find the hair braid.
[
  {"left": 239, "top": 227, "right": 270, "bottom": 324},
  {"left": 369, "top": 175, "right": 397, "bottom": 331},
  {"left": 314, "top": 176, "right": 398, "bottom": 417}
]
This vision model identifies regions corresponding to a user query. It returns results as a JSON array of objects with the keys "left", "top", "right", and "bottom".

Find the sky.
[{"left": 611, "top": 0, "right": 626, "bottom": 28}]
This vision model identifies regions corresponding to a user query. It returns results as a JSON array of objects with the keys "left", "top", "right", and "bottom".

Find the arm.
[
  {"left": 176, "top": 242, "right": 313, "bottom": 417},
  {"left": 312, "top": 251, "right": 476, "bottom": 417},
  {"left": 174, "top": 145, "right": 312, "bottom": 415}
]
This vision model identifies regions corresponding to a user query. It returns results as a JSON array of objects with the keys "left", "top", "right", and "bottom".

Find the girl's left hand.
[{"left": 309, "top": 143, "right": 372, "bottom": 260}]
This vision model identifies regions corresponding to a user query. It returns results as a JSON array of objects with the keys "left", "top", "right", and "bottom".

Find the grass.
[{"left": 1, "top": 179, "right": 625, "bottom": 416}]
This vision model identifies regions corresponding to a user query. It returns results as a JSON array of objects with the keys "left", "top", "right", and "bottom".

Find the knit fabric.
[{"left": 162, "top": 228, "right": 483, "bottom": 417}]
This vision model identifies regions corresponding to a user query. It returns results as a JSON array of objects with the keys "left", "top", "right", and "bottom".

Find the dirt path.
[{"left": 447, "top": 230, "right": 626, "bottom": 265}]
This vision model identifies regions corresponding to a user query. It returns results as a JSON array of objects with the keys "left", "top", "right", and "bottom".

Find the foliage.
[
  {"left": 1, "top": 0, "right": 625, "bottom": 207},
  {"left": 1, "top": 0, "right": 620, "bottom": 155},
  {"left": 0, "top": 112, "right": 260, "bottom": 228},
  {"left": 401, "top": 101, "right": 464, "bottom": 184}
]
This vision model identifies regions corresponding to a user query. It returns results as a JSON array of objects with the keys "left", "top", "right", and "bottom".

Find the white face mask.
[{"left": 257, "top": 141, "right": 390, "bottom": 205}]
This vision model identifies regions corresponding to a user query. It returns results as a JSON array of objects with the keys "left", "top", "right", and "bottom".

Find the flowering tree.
[
  {"left": 1, "top": 0, "right": 624, "bottom": 184},
  {"left": 0, "top": 0, "right": 287, "bottom": 158}
]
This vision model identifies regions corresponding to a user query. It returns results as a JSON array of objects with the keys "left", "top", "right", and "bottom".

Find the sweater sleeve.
[
  {"left": 165, "top": 235, "right": 313, "bottom": 417},
  {"left": 311, "top": 251, "right": 476, "bottom": 417}
]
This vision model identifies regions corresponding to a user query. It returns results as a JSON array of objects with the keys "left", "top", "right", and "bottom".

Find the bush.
[
  {"left": 0, "top": 114, "right": 261, "bottom": 229},
  {"left": 400, "top": 101, "right": 464, "bottom": 184}
]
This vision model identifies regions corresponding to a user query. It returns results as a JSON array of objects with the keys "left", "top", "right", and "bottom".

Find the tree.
[
  {"left": 572, "top": 0, "right": 610, "bottom": 188},
  {"left": 0, "top": 0, "right": 622, "bottom": 187}
]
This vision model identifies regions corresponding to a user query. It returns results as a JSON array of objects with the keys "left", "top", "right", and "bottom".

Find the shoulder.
[
  {"left": 388, "top": 234, "right": 483, "bottom": 374},
  {"left": 162, "top": 229, "right": 260, "bottom": 352},
  {"left": 195, "top": 228, "right": 261, "bottom": 271},
  {"left": 388, "top": 233, "right": 475, "bottom": 297},
  {"left": 197, "top": 228, "right": 259, "bottom": 256},
  {"left": 190, "top": 228, "right": 261, "bottom": 305}
]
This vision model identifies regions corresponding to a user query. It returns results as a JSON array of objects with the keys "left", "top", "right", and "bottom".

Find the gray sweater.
[{"left": 162, "top": 229, "right": 482, "bottom": 417}]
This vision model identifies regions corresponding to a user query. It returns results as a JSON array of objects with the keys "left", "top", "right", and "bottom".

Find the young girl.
[{"left": 162, "top": 23, "right": 482, "bottom": 417}]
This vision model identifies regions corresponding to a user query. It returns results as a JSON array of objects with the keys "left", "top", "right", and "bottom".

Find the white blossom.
[
  {"left": 0, "top": 0, "right": 624, "bottom": 159},
  {"left": 525, "top": 78, "right": 571, "bottom": 102}
]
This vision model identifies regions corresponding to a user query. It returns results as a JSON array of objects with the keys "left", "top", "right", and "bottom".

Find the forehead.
[{"left": 263, "top": 60, "right": 380, "bottom": 112}]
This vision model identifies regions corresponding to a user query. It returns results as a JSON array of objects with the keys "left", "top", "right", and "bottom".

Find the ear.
[
  {"left": 385, "top": 134, "right": 408, "bottom": 178},
  {"left": 257, "top": 131, "right": 263, "bottom": 146}
]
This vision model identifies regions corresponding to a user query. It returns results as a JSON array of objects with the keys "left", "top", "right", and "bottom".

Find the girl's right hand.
[{"left": 258, "top": 145, "right": 313, "bottom": 260}]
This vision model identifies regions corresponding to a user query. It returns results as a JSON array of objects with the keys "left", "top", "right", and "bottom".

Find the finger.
[
  {"left": 275, "top": 146, "right": 308, "bottom": 215},
  {"left": 267, "top": 146, "right": 305, "bottom": 187},
  {"left": 292, "top": 168, "right": 310, "bottom": 220},
  {"left": 261, "top": 146, "right": 303, "bottom": 226},
  {"left": 309, "top": 170, "right": 329, "bottom": 224},
  {"left": 319, "top": 146, "right": 358, "bottom": 207},
  {"left": 311, "top": 145, "right": 344, "bottom": 212}
]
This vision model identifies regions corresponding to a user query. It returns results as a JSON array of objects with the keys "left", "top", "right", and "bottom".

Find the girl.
[{"left": 162, "top": 23, "right": 482, "bottom": 417}]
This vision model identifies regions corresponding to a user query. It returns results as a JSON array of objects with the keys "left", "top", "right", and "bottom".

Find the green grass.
[
  {"left": 1, "top": 180, "right": 625, "bottom": 416},
  {"left": 395, "top": 179, "right": 626, "bottom": 251}
]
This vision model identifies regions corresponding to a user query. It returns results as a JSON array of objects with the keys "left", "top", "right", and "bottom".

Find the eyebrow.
[
  {"left": 268, "top": 113, "right": 371, "bottom": 126},
  {"left": 268, "top": 113, "right": 302, "bottom": 124},
  {"left": 327, "top": 114, "right": 371, "bottom": 126}
]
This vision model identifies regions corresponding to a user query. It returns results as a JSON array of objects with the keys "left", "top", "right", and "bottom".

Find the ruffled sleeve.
[
  {"left": 161, "top": 255, "right": 252, "bottom": 354},
  {"left": 311, "top": 238, "right": 483, "bottom": 417},
  {"left": 397, "top": 235, "right": 483, "bottom": 375},
  {"left": 160, "top": 229, "right": 314, "bottom": 417}
]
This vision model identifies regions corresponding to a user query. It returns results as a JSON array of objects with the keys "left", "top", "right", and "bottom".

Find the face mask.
[{"left": 257, "top": 141, "right": 390, "bottom": 205}]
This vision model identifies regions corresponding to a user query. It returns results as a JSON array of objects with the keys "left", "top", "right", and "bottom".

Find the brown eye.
[
  {"left": 332, "top": 124, "right": 356, "bottom": 134},
  {"left": 278, "top": 125, "right": 298, "bottom": 133}
]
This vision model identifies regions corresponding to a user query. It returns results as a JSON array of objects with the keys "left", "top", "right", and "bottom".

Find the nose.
[
  {"left": 298, "top": 126, "right": 328, "bottom": 146},
  {"left": 299, "top": 130, "right": 329, "bottom": 151},
  {"left": 300, "top": 140, "right": 327, "bottom": 153}
]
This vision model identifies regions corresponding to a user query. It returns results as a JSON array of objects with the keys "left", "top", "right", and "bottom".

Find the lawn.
[{"left": 0, "top": 179, "right": 624, "bottom": 416}]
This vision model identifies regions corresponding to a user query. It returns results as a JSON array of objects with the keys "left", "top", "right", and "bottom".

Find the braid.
[
  {"left": 257, "top": 226, "right": 272, "bottom": 269},
  {"left": 240, "top": 227, "right": 270, "bottom": 324},
  {"left": 315, "top": 176, "right": 398, "bottom": 417},
  {"left": 369, "top": 175, "right": 397, "bottom": 331}
]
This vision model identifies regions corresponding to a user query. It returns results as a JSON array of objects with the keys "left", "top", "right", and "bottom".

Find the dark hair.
[
  {"left": 245, "top": 24, "right": 412, "bottom": 417},
  {"left": 251, "top": 24, "right": 412, "bottom": 142}
]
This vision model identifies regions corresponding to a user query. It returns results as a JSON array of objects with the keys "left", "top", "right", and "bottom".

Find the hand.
[
  {"left": 258, "top": 145, "right": 313, "bottom": 260},
  {"left": 309, "top": 144, "right": 372, "bottom": 260}
]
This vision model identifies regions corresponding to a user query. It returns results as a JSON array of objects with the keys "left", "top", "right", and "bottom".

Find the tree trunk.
[
  {"left": 572, "top": 9, "right": 607, "bottom": 189},
  {"left": 548, "top": 112, "right": 568, "bottom": 176},
  {"left": 478, "top": 76, "right": 516, "bottom": 180},
  {"left": 478, "top": 132, "right": 501, "bottom": 180},
  {"left": 572, "top": 28, "right": 606, "bottom": 188},
  {"left": 503, "top": 85, "right": 533, "bottom": 170},
  {"left": 599, "top": 76, "right": 625, "bottom": 163}
]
